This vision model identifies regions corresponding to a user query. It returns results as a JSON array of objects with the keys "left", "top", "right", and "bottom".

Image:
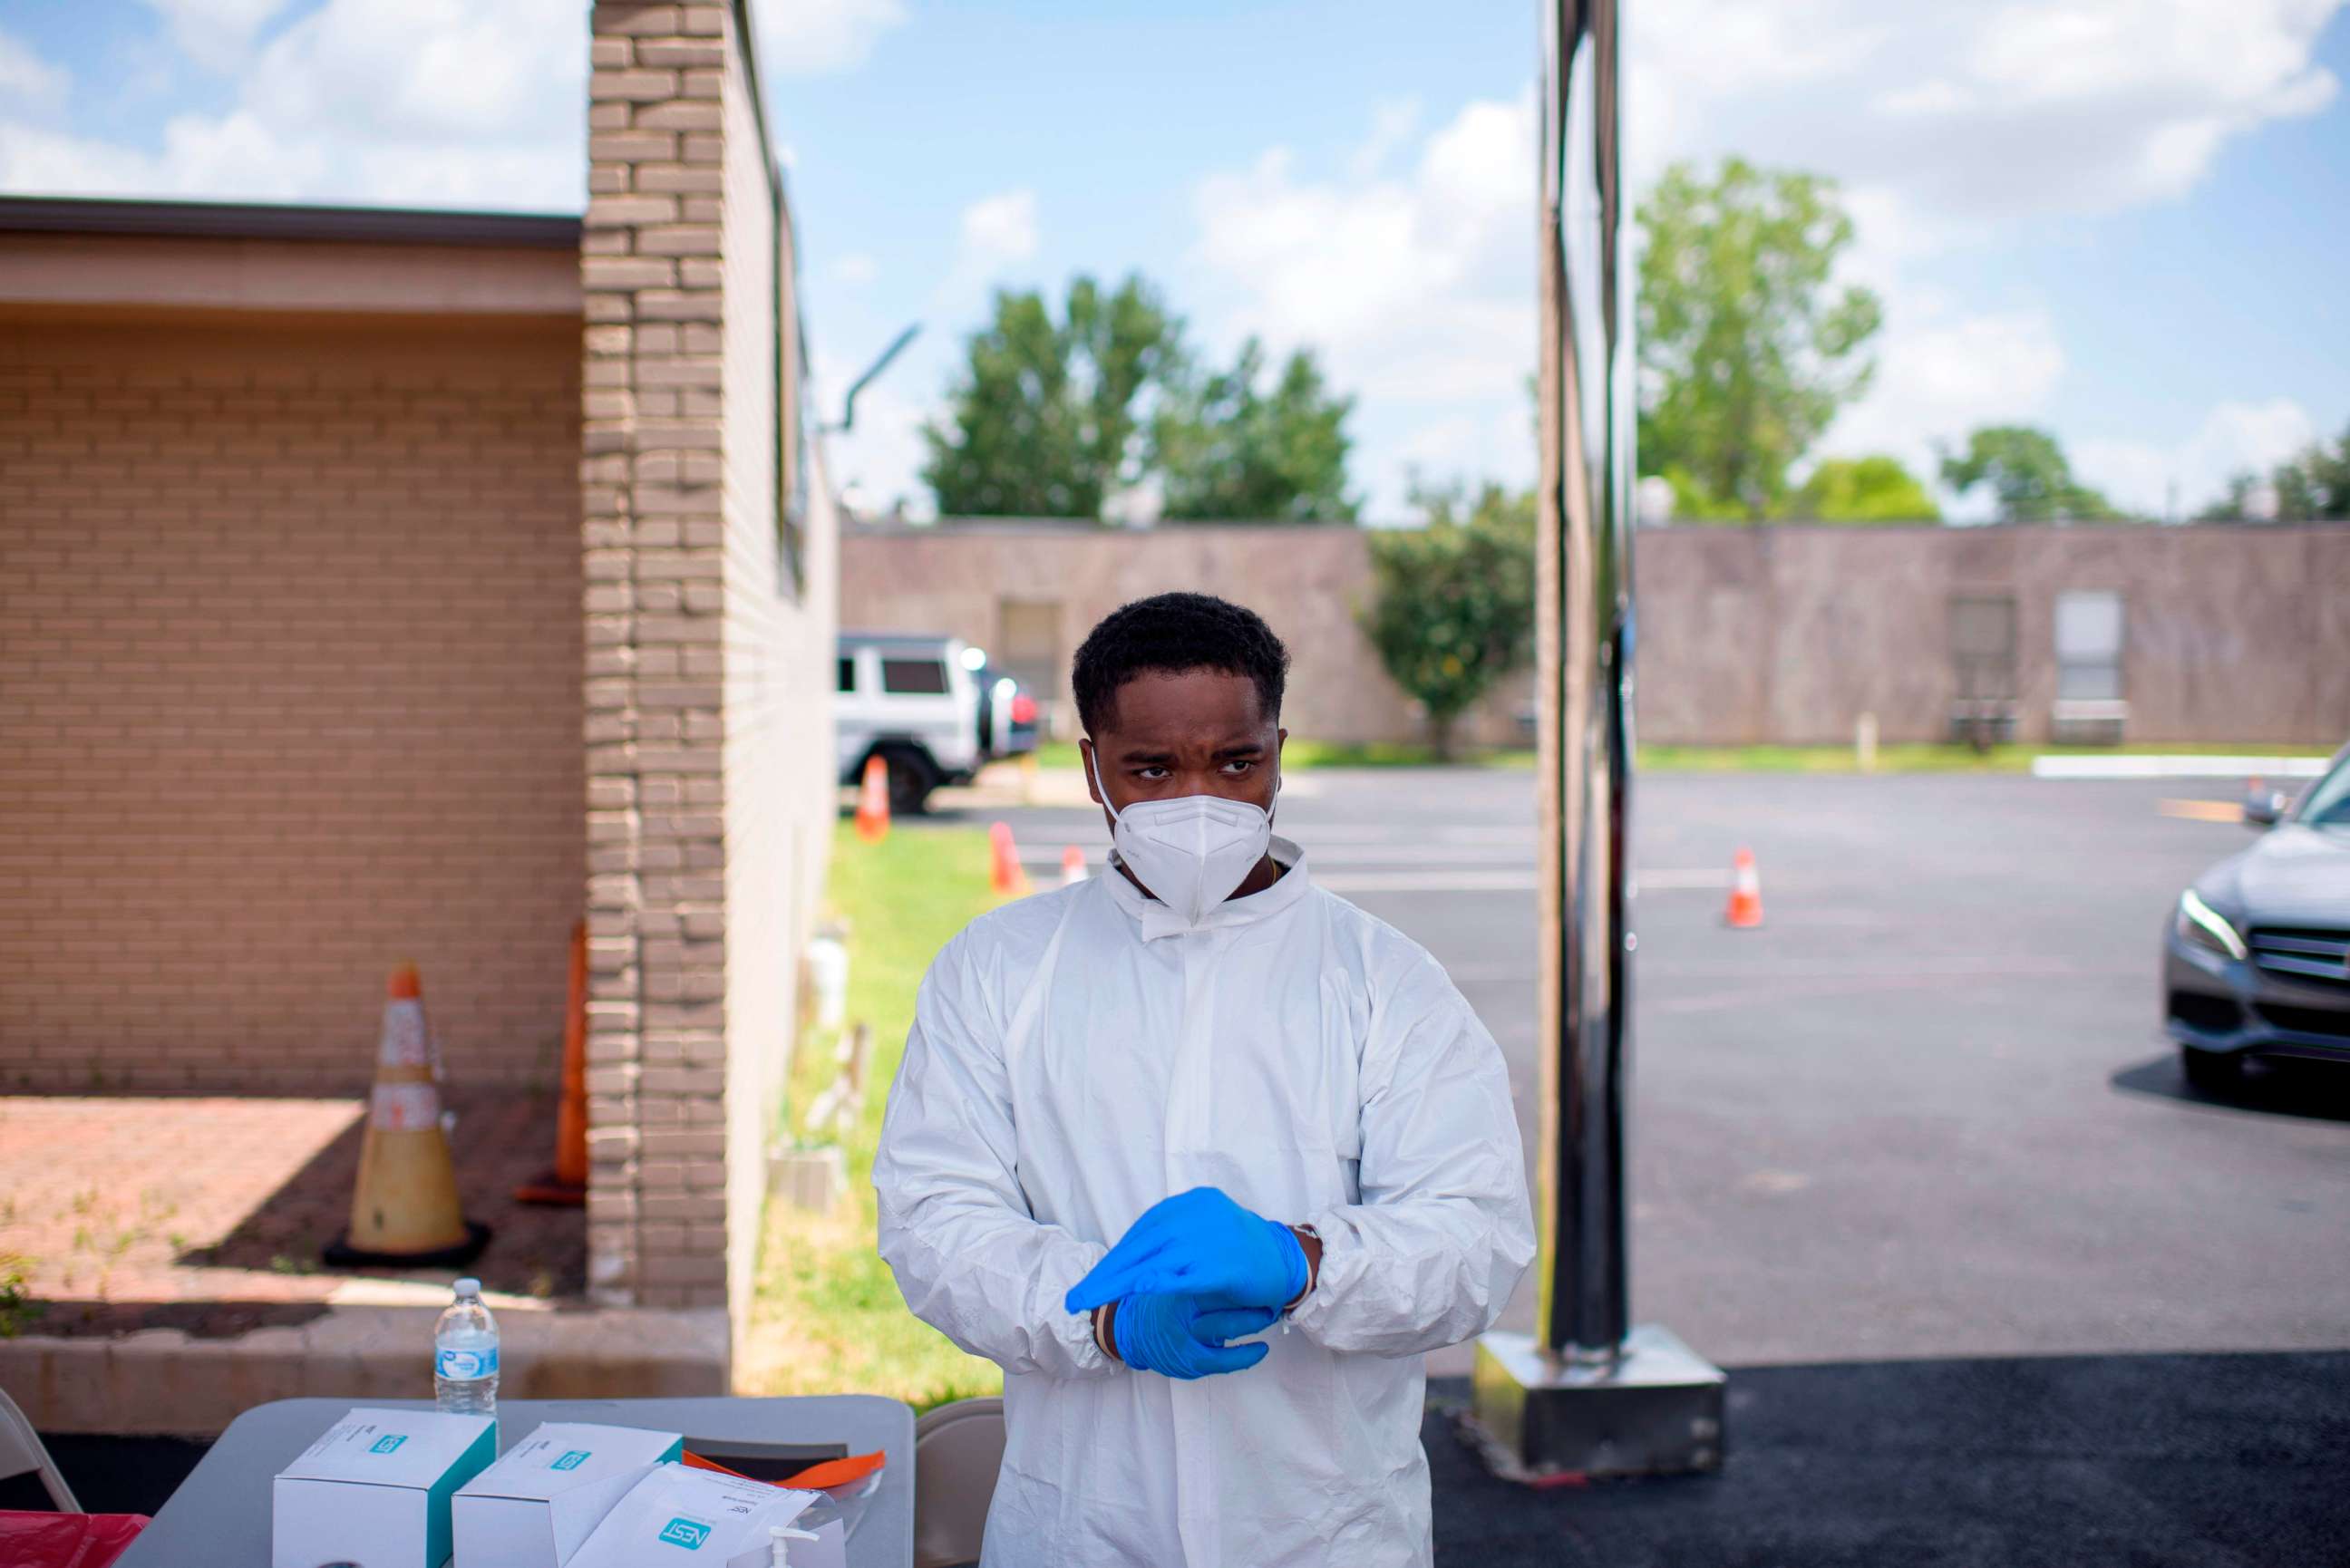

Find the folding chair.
[
  {"left": 0, "top": 1386, "right": 81, "bottom": 1512},
  {"left": 912, "top": 1395, "right": 1004, "bottom": 1568}
]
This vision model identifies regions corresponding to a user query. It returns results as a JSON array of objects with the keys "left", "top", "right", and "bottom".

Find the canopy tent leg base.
[{"left": 1467, "top": 1326, "right": 1726, "bottom": 1482}]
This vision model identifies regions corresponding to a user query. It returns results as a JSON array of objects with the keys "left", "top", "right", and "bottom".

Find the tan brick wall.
[
  {"left": 0, "top": 313, "right": 585, "bottom": 1092},
  {"left": 583, "top": 0, "right": 836, "bottom": 1317}
]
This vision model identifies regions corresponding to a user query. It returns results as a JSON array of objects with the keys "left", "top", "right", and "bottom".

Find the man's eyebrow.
[
  {"left": 1117, "top": 747, "right": 1178, "bottom": 764},
  {"left": 1212, "top": 740, "right": 1267, "bottom": 759}
]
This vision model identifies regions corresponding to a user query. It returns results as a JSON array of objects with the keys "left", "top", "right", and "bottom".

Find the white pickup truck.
[{"left": 836, "top": 632, "right": 1038, "bottom": 813}]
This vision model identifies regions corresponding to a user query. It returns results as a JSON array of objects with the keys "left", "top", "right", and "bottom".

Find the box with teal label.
[
  {"left": 566, "top": 1462, "right": 845, "bottom": 1568},
  {"left": 452, "top": 1421, "right": 683, "bottom": 1568},
  {"left": 273, "top": 1407, "right": 497, "bottom": 1568}
]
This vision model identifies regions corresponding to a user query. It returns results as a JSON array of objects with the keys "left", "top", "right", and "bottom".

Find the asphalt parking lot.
[{"left": 927, "top": 766, "right": 2350, "bottom": 1370}]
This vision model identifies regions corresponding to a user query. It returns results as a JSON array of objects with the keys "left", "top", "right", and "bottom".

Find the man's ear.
[{"left": 1080, "top": 737, "right": 1102, "bottom": 807}]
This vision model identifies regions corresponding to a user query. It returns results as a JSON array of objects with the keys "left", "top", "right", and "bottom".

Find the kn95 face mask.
[{"left": 1087, "top": 749, "right": 1275, "bottom": 924}]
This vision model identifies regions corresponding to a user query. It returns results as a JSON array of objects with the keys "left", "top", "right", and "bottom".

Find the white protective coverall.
[{"left": 874, "top": 837, "right": 1535, "bottom": 1568}]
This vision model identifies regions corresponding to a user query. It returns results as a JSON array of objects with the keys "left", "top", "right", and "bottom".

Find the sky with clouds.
[{"left": 4, "top": 0, "right": 2345, "bottom": 521}]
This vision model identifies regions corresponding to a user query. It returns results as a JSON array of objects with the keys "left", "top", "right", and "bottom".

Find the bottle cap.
[{"left": 454, "top": 1277, "right": 481, "bottom": 1296}]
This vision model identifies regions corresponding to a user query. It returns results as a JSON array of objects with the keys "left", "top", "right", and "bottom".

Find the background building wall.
[
  {"left": 581, "top": 0, "right": 834, "bottom": 1321},
  {"left": 840, "top": 521, "right": 2350, "bottom": 748},
  {"left": 0, "top": 312, "right": 584, "bottom": 1092}
]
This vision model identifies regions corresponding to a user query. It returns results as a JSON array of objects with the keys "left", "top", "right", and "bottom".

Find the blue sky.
[{"left": 5, "top": 0, "right": 2345, "bottom": 521}]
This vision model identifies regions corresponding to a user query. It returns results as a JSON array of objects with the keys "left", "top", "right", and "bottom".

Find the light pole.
[{"left": 1468, "top": 0, "right": 1726, "bottom": 1480}]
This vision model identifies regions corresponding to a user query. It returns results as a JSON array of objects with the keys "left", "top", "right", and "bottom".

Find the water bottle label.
[{"left": 437, "top": 1347, "right": 498, "bottom": 1379}]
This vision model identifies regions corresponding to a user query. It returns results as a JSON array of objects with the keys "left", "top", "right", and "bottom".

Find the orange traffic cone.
[
  {"left": 1725, "top": 847, "right": 1764, "bottom": 928},
  {"left": 1061, "top": 845, "right": 1089, "bottom": 886},
  {"left": 855, "top": 754, "right": 890, "bottom": 843},
  {"left": 990, "top": 821, "right": 1032, "bottom": 896},
  {"left": 516, "top": 922, "right": 588, "bottom": 1206},
  {"left": 325, "top": 963, "right": 490, "bottom": 1267}
]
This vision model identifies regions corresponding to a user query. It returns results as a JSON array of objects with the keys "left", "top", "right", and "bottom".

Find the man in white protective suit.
[{"left": 875, "top": 591, "right": 1534, "bottom": 1567}]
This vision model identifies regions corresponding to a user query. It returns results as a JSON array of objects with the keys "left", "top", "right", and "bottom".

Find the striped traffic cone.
[
  {"left": 1061, "top": 846, "right": 1089, "bottom": 886},
  {"left": 325, "top": 963, "right": 489, "bottom": 1267},
  {"left": 1724, "top": 848, "right": 1764, "bottom": 929}
]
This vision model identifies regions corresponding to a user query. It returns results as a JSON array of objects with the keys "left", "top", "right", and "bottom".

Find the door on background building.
[
  {"left": 997, "top": 599, "right": 1064, "bottom": 736},
  {"left": 1948, "top": 593, "right": 2018, "bottom": 748}
]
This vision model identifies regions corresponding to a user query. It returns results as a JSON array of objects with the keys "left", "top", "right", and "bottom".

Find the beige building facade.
[
  {"left": 840, "top": 518, "right": 2350, "bottom": 749},
  {"left": 0, "top": 0, "right": 835, "bottom": 1347}
]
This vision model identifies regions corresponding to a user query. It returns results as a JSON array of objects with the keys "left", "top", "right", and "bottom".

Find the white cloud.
[
  {"left": 0, "top": 0, "right": 586, "bottom": 208},
  {"left": 958, "top": 188, "right": 1039, "bottom": 266},
  {"left": 1186, "top": 94, "right": 1538, "bottom": 506},
  {"left": 2074, "top": 397, "right": 2319, "bottom": 517},
  {"left": 1629, "top": 0, "right": 2344, "bottom": 220},
  {"left": 1821, "top": 309, "right": 2068, "bottom": 477},
  {"left": 0, "top": 27, "right": 70, "bottom": 111},
  {"left": 137, "top": 0, "right": 296, "bottom": 73},
  {"left": 831, "top": 252, "right": 878, "bottom": 286},
  {"left": 753, "top": 0, "right": 904, "bottom": 78}
]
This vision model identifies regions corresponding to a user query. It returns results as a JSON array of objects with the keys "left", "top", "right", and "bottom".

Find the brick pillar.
[{"left": 581, "top": 0, "right": 738, "bottom": 1311}]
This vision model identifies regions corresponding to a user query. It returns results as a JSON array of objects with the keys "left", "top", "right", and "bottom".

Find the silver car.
[{"left": 2164, "top": 742, "right": 2350, "bottom": 1090}]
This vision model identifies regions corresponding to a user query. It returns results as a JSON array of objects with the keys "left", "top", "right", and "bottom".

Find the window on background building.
[
  {"left": 837, "top": 656, "right": 857, "bottom": 693},
  {"left": 880, "top": 657, "right": 949, "bottom": 695},
  {"left": 1948, "top": 592, "right": 2019, "bottom": 744},
  {"left": 2054, "top": 590, "right": 2125, "bottom": 702}
]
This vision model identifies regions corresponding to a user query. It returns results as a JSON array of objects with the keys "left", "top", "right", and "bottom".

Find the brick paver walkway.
[{"left": 0, "top": 1089, "right": 584, "bottom": 1337}]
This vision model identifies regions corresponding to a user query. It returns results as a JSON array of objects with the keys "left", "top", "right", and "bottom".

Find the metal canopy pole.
[{"left": 1468, "top": 0, "right": 1725, "bottom": 1481}]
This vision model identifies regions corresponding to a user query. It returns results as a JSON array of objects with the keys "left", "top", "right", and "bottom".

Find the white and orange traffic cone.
[
  {"left": 325, "top": 963, "right": 489, "bottom": 1267},
  {"left": 990, "top": 821, "right": 1032, "bottom": 897},
  {"left": 1061, "top": 845, "right": 1089, "bottom": 886},
  {"left": 854, "top": 754, "right": 890, "bottom": 844},
  {"left": 1724, "top": 847, "right": 1764, "bottom": 929}
]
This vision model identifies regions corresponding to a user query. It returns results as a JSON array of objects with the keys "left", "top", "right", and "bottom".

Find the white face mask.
[{"left": 1086, "top": 748, "right": 1276, "bottom": 925}]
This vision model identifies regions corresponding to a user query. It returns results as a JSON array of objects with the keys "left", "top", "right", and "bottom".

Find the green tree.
[
  {"left": 1154, "top": 339, "right": 1357, "bottom": 521},
  {"left": 1786, "top": 455, "right": 1940, "bottom": 522},
  {"left": 2200, "top": 421, "right": 2350, "bottom": 520},
  {"left": 1637, "top": 158, "right": 1883, "bottom": 520},
  {"left": 1938, "top": 425, "right": 2121, "bottom": 522},
  {"left": 1358, "top": 483, "right": 1536, "bottom": 760},
  {"left": 921, "top": 274, "right": 1182, "bottom": 518}
]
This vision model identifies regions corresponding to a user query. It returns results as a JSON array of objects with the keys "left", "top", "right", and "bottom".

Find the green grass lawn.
[{"left": 738, "top": 822, "right": 1006, "bottom": 1411}]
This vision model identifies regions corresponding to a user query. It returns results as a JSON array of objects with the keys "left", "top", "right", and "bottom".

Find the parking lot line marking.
[{"left": 2157, "top": 799, "right": 2245, "bottom": 823}]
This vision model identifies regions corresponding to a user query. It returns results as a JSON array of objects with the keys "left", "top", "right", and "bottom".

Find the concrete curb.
[{"left": 1, "top": 1305, "right": 729, "bottom": 1435}]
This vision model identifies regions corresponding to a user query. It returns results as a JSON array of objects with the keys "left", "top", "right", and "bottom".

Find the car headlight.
[{"left": 2176, "top": 889, "right": 2248, "bottom": 961}]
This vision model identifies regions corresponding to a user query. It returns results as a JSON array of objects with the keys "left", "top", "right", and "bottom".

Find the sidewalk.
[{"left": 0, "top": 1091, "right": 723, "bottom": 1432}]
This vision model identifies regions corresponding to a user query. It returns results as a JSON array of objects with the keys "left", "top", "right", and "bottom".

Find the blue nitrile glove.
[
  {"left": 1111, "top": 1292, "right": 1277, "bottom": 1379},
  {"left": 1065, "top": 1186, "right": 1308, "bottom": 1315}
]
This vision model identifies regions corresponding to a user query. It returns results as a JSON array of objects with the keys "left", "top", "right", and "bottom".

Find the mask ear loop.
[{"left": 1085, "top": 743, "right": 1122, "bottom": 828}]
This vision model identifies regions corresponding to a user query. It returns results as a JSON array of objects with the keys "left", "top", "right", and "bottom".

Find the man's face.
[{"left": 1082, "top": 668, "right": 1286, "bottom": 823}]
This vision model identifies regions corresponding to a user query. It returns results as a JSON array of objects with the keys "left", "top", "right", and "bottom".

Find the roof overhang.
[{"left": 0, "top": 197, "right": 584, "bottom": 319}]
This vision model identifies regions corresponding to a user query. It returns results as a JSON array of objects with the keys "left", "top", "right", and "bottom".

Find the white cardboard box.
[
  {"left": 273, "top": 1408, "right": 498, "bottom": 1568},
  {"left": 566, "top": 1462, "right": 846, "bottom": 1568},
  {"left": 452, "top": 1422, "right": 684, "bottom": 1568}
]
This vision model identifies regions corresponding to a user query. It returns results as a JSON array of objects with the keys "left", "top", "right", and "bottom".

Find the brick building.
[
  {"left": 0, "top": 0, "right": 834, "bottom": 1383},
  {"left": 840, "top": 518, "right": 2350, "bottom": 750}
]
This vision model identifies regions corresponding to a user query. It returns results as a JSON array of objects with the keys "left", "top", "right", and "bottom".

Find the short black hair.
[{"left": 1072, "top": 592, "right": 1289, "bottom": 737}]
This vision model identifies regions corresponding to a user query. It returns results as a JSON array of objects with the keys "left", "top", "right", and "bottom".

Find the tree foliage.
[
  {"left": 1154, "top": 339, "right": 1356, "bottom": 521},
  {"left": 921, "top": 275, "right": 1358, "bottom": 523},
  {"left": 1637, "top": 159, "right": 1883, "bottom": 520},
  {"left": 921, "top": 274, "right": 1180, "bottom": 518},
  {"left": 2199, "top": 421, "right": 2350, "bottom": 521},
  {"left": 1938, "top": 425, "right": 2121, "bottom": 522},
  {"left": 1786, "top": 455, "right": 1941, "bottom": 523},
  {"left": 1358, "top": 484, "right": 1536, "bottom": 759}
]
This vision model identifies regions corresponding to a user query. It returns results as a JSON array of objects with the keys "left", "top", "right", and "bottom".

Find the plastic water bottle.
[{"left": 433, "top": 1277, "right": 499, "bottom": 1416}]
